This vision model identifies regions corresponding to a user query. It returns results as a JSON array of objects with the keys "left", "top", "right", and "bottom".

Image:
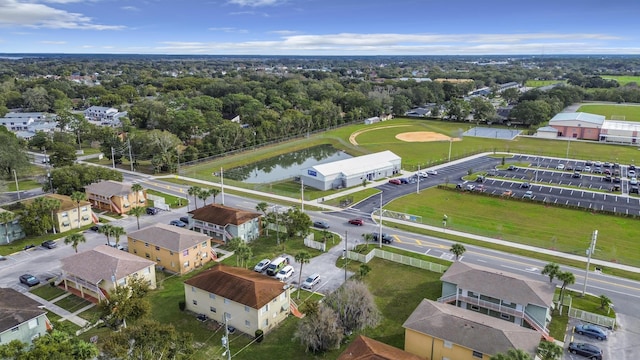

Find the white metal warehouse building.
[
  {"left": 300, "top": 150, "right": 402, "bottom": 191},
  {"left": 600, "top": 121, "right": 640, "bottom": 144}
]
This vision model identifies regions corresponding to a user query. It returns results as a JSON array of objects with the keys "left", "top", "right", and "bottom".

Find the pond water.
[{"left": 224, "top": 144, "right": 351, "bottom": 183}]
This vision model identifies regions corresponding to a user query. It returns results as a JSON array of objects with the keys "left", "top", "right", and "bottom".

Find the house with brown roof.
[
  {"left": 60, "top": 245, "right": 156, "bottom": 303},
  {"left": 84, "top": 180, "right": 146, "bottom": 215},
  {"left": 338, "top": 335, "right": 423, "bottom": 360},
  {"left": 44, "top": 194, "right": 96, "bottom": 233},
  {"left": 403, "top": 299, "right": 541, "bottom": 360},
  {"left": 0, "top": 288, "right": 51, "bottom": 346},
  {"left": 184, "top": 264, "right": 290, "bottom": 336},
  {"left": 127, "top": 223, "right": 212, "bottom": 274},
  {"left": 188, "top": 204, "right": 261, "bottom": 244},
  {"left": 438, "top": 261, "right": 555, "bottom": 340}
]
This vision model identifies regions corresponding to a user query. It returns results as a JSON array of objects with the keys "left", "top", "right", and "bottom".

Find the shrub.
[
  {"left": 255, "top": 329, "right": 264, "bottom": 343},
  {"left": 178, "top": 301, "right": 185, "bottom": 311}
]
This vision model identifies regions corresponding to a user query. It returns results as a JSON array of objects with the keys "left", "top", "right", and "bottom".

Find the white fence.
[
  {"left": 147, "top": 194, "right": 170, "bottom": 211},
  {"left": 569, "top": 308, "right": 616, "bottom": 330},
  {"left": 303, "top": 233, "right": 326, "bottom": 252},
  {"left": 347, "top": 248, "right": 448, "bottom": 273}
]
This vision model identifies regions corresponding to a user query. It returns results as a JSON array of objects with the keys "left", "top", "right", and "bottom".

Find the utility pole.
[
  {"left": 301, "top": 179, "right": 304, "bottom": 212},
  {"left": 344, "top": 231, "right": 348, "bottom": 281},
  {"left": 222, "top": 316, "right": 231, "bottom": 360},
  {"left": 220, "top": 167, "right": 225, "bottom": 205},
  {"left": 127, "top": 138, "right": 133, "bottom": 172},
  {"left": 416, "top": 165, "right": 420, "bottom": 194},
  {"left": 582, "top": 230, "right": 598, "bottom": 296},
  {"left": 12, "top": 169, "right": 20, "bottom": 200},
  {"left": 378, "top": 192, "right": 383, "bottom": 248},
  {"left": 111, "top": 147, "right": 116, "bottom": 169},
  {"left": 448, "top": 138, "right": 453, "bottom": 162}
]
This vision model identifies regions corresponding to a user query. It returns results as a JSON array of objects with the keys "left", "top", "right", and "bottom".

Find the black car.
[
  {"left": 520, "top": 182, "right": 530, "bottom": 188},
  {"left": 41, "top": 240, "right": 57, "bottom": 249},
  {"left": 371, "top": 233, "right": 394, "bottom": 244},
  {"left": 313, "top": 221, "right": 330, "bottom": 229},
  {"left": 146, "top": 207, "right": 160, "bottom": 215},
  {"left": 179, "top": 216, "right": 189, "bottom": 223},
  {"left": 90, "top": 224, "right": 102, "bottom": 232},
  {"left": 507, "top": 165, "right": 516, "bottom": 170},
  {"left": 568, "top": 342, "right": 602, "bottom": 360},
  {"left": 19, "top": 274, "right": 40, "bottom": 287}
]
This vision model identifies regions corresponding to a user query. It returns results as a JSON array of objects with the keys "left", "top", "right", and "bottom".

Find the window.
[
  {"left": 263, "top": 319, "right": 268, "bottom": 327},
  {"left": 472, "top": 351, "right": 483, "bottom": 358},
  {"left": 201, "top": 241, "right": 207, "bottom": 247},
  {"left": 244, "top": 306, "right": 250, "bottom": 312},
  {"left": 224, "top": 312, "right": 231, "bottom": 320},
  {"left": 156, "top": 257, "right": 161, "bottom": 262},
  {"left": 444, "top": 340, "right": 452, "bottom": 349},
  {"left": 500, "top": 313, "right": 511, "bottom": 320},
  {"left": 192, "top": 245, "right": 197, "bottom": 250},
  {"left": 210, "top": 306, "right": 216, "bottom": 313},
  {"left": 62, "top": 221, "right": 70, "bottom": 227},
  {"left": 245, "top": 320, "right": 250, "bottom": 327},
  {"left": 81, "top": 215, "right": 89, "bottom": 221},
  {"left": 169, "top": 251, "right": 174, "bottom": 255},
  {"left": 11, "top": 327, "right": 18, "bottom": 332},
  {"left": 183, "top": 261, "right": 190, "bottom": 268},
  {"left": 470, "top": 305, "right": 480, "bottom": 311},
  {"left": 155, "top": 246, "right": 160, "bottom": 251},
  {"left": 191, "top": 286, "right": 196, "bottom": 292},
  {"left": 183, "top": 249, "right": 189, "bottom": 256},
  {"left": 62, "top": 212, "right": 68, "bottom": 218},
  {"left": 133, "top": 249, "right": 138, "bottom": 254},
  {"left": 263, "top": 304, "right": 269, "bottom": 313},
  {"left": 145, "top": 253, "right": 150, "bottom": 259},
  {"left": 209, "top": 293, "right": 216, "bottom": 300},
  {"left": 224, "top": 298, "right": 230, "bottom": 304},
  {"left": 81, "top": 206, "right": 88, "bottom": 212},
  {"left": 193, "top": 300, "right": 198, "bottom": 305},
  {"left": 145, "top": 243, "right": 149, "bottom": 247},
  {"left": 280, "top": 293, "right": 286, "bottom": 301}
]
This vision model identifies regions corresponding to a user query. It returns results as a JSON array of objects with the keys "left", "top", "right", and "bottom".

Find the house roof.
[
  {"left": 549, "top": 112, "right": 605, "bottom": 126},
  {"left": 188, "top": 204, "right": 261, "bottom": 226},
  {"left": 185, "top": 264, "right": 285, "bottom": 309},
  {"left": 537, "top": 126, "right": 559, "bottom": 132},
  {"left": 61, "top": 245, "right": 155, "bottom": 284},
  {"left": 309, "top": 150, "right": 400, "bottom": 177},
  {"left": 602, "top": 120, "right": 640, "bottom": 131},
  {"left": 45, "top": 193, "right": 91, "bottom": 211},
  {"left": 127, "top": 223, "right": 211, "bottom": 252},
  {"left": 403, "top": 299, "right": 540, "bottom": 357},
  {"left": 440, "top": 262, "right": 555, "bottom": 307},
  {"left": 84, "top": 180, "right": 133, "bottom": 198},
  {"left": 337, "top": 335, "right": 423, "bottom": 360},
  {"left": 0, "top": 288, "right": 47, "bottom": 333}
]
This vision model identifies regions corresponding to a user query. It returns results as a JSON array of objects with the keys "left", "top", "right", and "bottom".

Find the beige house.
[
  {"left": 188, "top": 204, "right": 261, "bottom": 244},
  {"left": 60, "top": 245, "right": 156, "bottom": 303},
  {"left": 84, "top": 180, "right": 146, "bottom": 215},
  {"left": 404, "top": 299, "right": 541, "bottom": 360},
  {"left": 338, "top": 335, "right": 423, "bottom": 360},
  {"left": 45, "top": 194, "right": 96, "bottom": 232},
  {"left": 184, "top": 265, "right": 290, "bottom": 336},
  {"left": 127, "top": 223, "right": 212, "bottom": 274}
]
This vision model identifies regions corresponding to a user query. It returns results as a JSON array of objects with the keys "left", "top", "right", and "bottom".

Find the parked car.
[
  {"left": 575, "top": 166, "right": 583, "bottom": 172},
  {"left": 630, "top": 185, "right": 639, "bottom": 194},
  {"left": 475, "top": 175, "right": 485, "bottom": 183},
  {"left": 19, "top": 274, "right": 40, "bottom": 287},
  {"left": 603, "top": 175, "right": 612, "bottom": 182},
  {"left": 585, "top": 160, "right": 593, "bottom": 166},
  {"left": 507, "top": 165, "right": 516, "bottom": 171},
  {"left": 465, "top": 184, "right": 476, "bottom": 191},
  {"left": 169, "top": 220, "right": 187, "bottom": 227},
  {"left": 629, "top": 164, "right": 636, "bottom": 170},
  {"left": 568, "top": 342, "right": 602, "bottom": 360},
  {"left": 613, "top": 176, "right": 621, "bottom": 183},
  {"left": 313, "top": 221, "right": 330, "bottom": 229},
  {"left": 416, "top": 171, "right": 428, "bottom": 178},
  {"left": 399, "top": 178, "right": 410, "bottom": 184},
  {"left": 556, "top": 164, "right": 565, "bottom": 170},
  {"left": 426, "top": 169, "right": 438, "bottom": 175},
  {"left": 593, "top": 166, "right": 603, "bottom": 174},
  {"left": 179, "top": 216, "right": 189, "bottom": 223},
  {"left": 502, "top": 190, "right": 514, "bottom": 197},
  {"left": 574, "top": 324, "right": 608, "bottom": 340},
  {"left": 41, "top": 240, "right": 57, "bottom": 249},
  {"left": 523, "top": 191, "right": 533, "bottom": 199},
  {"left": 106, "top": 242, "right": 125, "bottom": 251},
  {"left": 629, "top": 169, "right": 636, "bottom": 178},
  {"left": 253, "top": 259, "right": 271, "bottom": 272},
  {"left": 301, "top": 273, "right": 321, "bottom": 289},
  {"left": 572, "top": 172, "right": 582, "bottom": 178},
  {"left": 275, "top": 265, "right": 294, "bottom": 281},
  {"left": 474, "top": 185, "right": 485, "bottom": 192},
  {"left": 348, "top": 218, "right": 364, "bottom": 226},
  {"left": 90, "top": 224, "right": 102, "bottom": 232},
  {"left": 146, "top": 207, "right": 160, "bottom": 215},
  {"left": 520, "top": 182, "right": 530, "bottom": 188},
  {"left": 630, "top": 177, "right": 638, "bottom": 186},
  {"left": 371, "top": 233, "right": 393, "bottom": 244},
  {"left": 388, "top": 178, "right": 402, "bottom": 185},
  {"left": 583, "top": 166, "right": 591, "bottom": 172}
]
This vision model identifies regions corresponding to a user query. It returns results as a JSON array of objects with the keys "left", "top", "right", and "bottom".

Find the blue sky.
[{"left": 0, "top": 0, "right": 639, "bottom": 55}]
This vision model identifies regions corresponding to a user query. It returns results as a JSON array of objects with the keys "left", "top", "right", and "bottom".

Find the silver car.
[{"left": 253, "top": 259, "right": 271, "bottom": 272}]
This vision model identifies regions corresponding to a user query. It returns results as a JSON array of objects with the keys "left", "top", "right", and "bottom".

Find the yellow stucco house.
[
  {"left": 403, "top": 299, "right": 541, "bottom": 360},
  {"left": 84, "top": 180, "right": 146, "bottom": 215},
  {"left": 127, "top": 223, "right": 212, "bottom": 274},
  {"left": 60, "top": 245, "right": 156, "bottom": 303},
  {"left": 45, "top": 194, "right": 96, "bottom": 233},
  {"left": 184, "top": 265, "right": 290, "bottom": 336}
]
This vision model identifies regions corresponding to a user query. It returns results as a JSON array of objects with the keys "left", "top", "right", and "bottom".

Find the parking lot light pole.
[
  {"left": 582, "top": 230, "right": 598, "bottom": 297},
  {"left": 12, "top": 169, "right": 20, "bottom": 200},
  {"left": 448, "top": 139, "right": 453, "bottom": 162},
  {"left": 378, "top": 192, "right": 383, "bottom": 249},
  {"left": 417, "top": 165, "right": 420, "bottom": 194}
]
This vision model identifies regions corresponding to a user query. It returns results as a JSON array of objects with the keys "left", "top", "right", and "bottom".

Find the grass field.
[
  {"left": 601, "top": 76, "right": 640, "bottom": 86},
  {"left": 384, "top": 187, "right": 640, "bottom": 267},
  {"left": 525, "top": 80, "right": 566, "bottom": 87},
  {"left": 577, "top": 104, "right": 640, "bottom": 121}
]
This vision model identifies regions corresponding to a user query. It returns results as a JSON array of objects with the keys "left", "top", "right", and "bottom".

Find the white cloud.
[
  {"left": 208, "top": 27, "right": 248, "bottom": 33},
  {"left": 0, "top": 0, "right": 125, "bottom": 30},
  {"left": 226, "top": 0, "right": 284, "bottom": 7},
  {"left": 121, "top": 6, "right": 139, "bottom": 11},
  {"left": 40, "top": 40, "right": 66, "bottom": 44},
  {"left": 269, "top": 29, "right": 297, "bottom": 35}
]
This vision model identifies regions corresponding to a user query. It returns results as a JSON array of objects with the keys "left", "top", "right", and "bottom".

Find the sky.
[{"left": 0, "top": 0, "right": 639, "bottom": 55}]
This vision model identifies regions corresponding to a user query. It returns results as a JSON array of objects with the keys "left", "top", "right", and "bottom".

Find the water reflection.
[{"left": 225, "top": 144, "right": 351, "bottom": 183}]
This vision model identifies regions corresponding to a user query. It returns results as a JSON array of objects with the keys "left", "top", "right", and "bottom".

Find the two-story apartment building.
[
  {"left": 45, "top": 194, "right": 95, "bottom": 233},
  {"left": 184, "top": 265, "right": 290, "bottom": 336},
  {"left": 60, "top": 245, "right": 156, "bottom": 303},
  {"left": 338, "top": 335, "right": 423, "bottom": 360},
  {"left": 403, "top": 299, "right": 541, "bottom": 360},
  {"left": 84, "top": 106, "right": 118, "bottom": 121},
  {"left": 0, "top": 288, "right": 50, "bottom": 345},
  {"left": 84, "top": 180, "right": 146, "bottom": 215},
  {"left": 0, "top": 209, "right": 25, "bottom": 244},
  {"left": 188, "top": 204, "right": 261, "bottom": 244},
  {"left": 127, "top": 223, "right": 212, "bottom": 274},
  {"left": 438, "top": 261, "right": 555, "bottom": 340}
]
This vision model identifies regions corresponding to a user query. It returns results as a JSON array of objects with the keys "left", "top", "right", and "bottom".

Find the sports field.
[
  {"left": 525, "top": 80, "right": 565, "bottom": 87},
  {"left": 601, "top": 75, "right": 640, "bottom": 86},
  {"left": 577, "top": 104, "right": 640, "bottom": 121}
]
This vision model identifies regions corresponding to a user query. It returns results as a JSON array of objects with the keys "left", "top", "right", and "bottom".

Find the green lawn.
[
  {"left": 6, "top": 178, "right": 43, "bottom": 192},
  {"left": 30, "top": 285, "right": 67, "bottom": 301},
  {"left": 601, "top": 75, "right": 640, "bottom": 86},
  {"left": 145, "top": 189, "right": 188, "bottom": 209},
  {"left": 384, "top": 187, "right": 640, "bottom": 267},
  {"left": 577, "top": 104, "right": 640, "bottom": 121},
  {"left": 53, "top": 294, "right": 93, "bottom": 313}
]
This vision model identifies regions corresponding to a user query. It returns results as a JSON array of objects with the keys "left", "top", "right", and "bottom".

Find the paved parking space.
[{"left": 566, "top": 318, "right": 614, "bottom": 360}]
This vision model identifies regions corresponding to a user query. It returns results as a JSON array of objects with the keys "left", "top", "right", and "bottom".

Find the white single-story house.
[
  {"left": 84, "top": 106, "right": 118, "bottom": 121},
  {"left": 300, "top": 150, "right": 401, "bottom": 191},
  {"left": 535, "top": 126, "right": 559, "bottom": 139}
]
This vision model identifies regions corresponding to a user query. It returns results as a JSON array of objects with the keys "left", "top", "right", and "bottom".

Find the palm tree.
[
  {"left": 294, "top": 251, "right": 311, "bottom": 299},
  {"left": 42, "top": 197, "right": 61, "bottom": 234},
  {"left": 599, "top": 294, "right": 612, "bottom": 311},
  {"left": 129, "top": 206, "right": 145, "bottom": 230},
  {"left": 358, "top": 264, "right": 371, "bottom": 278},
  {"left": 187, "top": 186, "right": 201, "bottom": 210},
  {"left": 111, "top": 226, "right": 126, "bottom": 247},
  {"left": 541, "top": 263, "right": 560, "bottom": 283},
  {"left": 198, "top": 188, "right": 209, "bottom": 206},
  {"left": 256, "top": 202, "right": 269, "bottom": 234},
  {"left": 99, "top": 223, "right": 115, "bottom": 246},
  {"left": 209, "top": 188, "right": 220, "bottom": 204},
  {"left": 70, "top": 191, "right": 87, "bottom": 229},
  {"left": 449, "top": 243, "right": 466, "bottom": 260},
  {"left": 0, "top": 211, "right": 16, "bottom": 244},
  {"left": 236, "top": 244, "right": 253, "bottom": 268},
  {"left": 537, "top": 340, "right": 563, "bottom": 360},
  {"left": 131, "top": 183, "right": 144, "bottom": 207},
  {"left": 65, "top": 232, "right": 86, "bottom": 253},
  {"left": 558, "top": 271, "right": 575, "bottom": 305},
  {"left": 490, "top": 349, "right": 532, "bottom": 360}
]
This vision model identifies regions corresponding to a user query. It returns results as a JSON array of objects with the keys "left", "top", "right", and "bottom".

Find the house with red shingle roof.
[
  {"left": 184, "top": 264, "right": 290, "bottom": 336},
  {"left": 337, "top": 335, "right": 423, "bottom": 360},
  {"left": 188, "top": 204, "right": 261, "bottom": 244}
]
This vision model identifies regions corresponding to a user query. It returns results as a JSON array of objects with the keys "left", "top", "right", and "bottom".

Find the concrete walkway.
[{"left": 22, "top": 291, "right": 89, "bottom": 328}]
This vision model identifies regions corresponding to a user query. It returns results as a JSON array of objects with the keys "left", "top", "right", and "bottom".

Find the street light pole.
[
  {"left": 416, "top": 165, "right": 420, "bottom": 194},
  {"left": 378, "top": 192, "right": 383, "bottom": 248},
  {"left": 12, "top": 169, "right": 20, "bottom": 200},
  {"left": 566, "top": 138, "right": 571, "bottom": 159},
  {"left": 582, "top": 230, "right": 598, "bottom": 296},
  {"left": 448, "top": 139, "right": 453, "bottom": 162}
]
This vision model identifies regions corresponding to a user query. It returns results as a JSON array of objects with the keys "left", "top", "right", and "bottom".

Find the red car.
[
  {"left": 388, "top": 179, "right": 402, "bottom": 185},
  {"left": 348, "top": 218, "right": 364, "bottom": 226}
]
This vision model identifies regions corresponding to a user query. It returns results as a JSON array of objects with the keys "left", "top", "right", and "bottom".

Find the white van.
[{"left": 266, "top": 256, "right": 288, "bottom": 276}]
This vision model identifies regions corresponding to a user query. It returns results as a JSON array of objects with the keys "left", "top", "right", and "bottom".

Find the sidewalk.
[{"left": 22, "top": 291, "right": 89, "bottom": 328}]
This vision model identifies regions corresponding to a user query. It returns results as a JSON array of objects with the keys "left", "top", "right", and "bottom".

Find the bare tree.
[
  {"left": 324, "top": 280, "right": 380, "bottom": 332},
  {"left": 294, "top": 303, "right": 343, "bottom": 353}
]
